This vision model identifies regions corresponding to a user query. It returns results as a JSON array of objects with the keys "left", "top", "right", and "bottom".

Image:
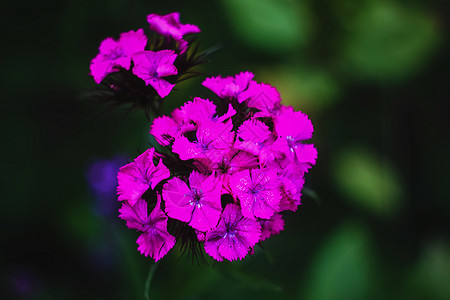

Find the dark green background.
[{"left": 1, "top": 0, "right": 449, "bottom": 299}]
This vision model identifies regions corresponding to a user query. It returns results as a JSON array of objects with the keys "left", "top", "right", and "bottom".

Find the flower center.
[
  {"left": 218, "top": 159, "right": 230, "bottom": 174},
  {"left": 142, "top": 222, "right": 154, "bottom": 232},
  {"left": 189, "top": 188, "right": 203, "bottom": 206},
  {"left": 249, "top": 187, "right": 260, "bottom": 195},
  {"left": 224, "top": 229, "right": 236, "bottom": 238},
  {"left": 108, "top": 48, "right": 124, "bottom": 60},
  {"left": 286, "top": 136, "right": 300, "bottom": 153}
]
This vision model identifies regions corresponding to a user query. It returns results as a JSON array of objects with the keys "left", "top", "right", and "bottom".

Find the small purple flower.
[
  {"left": 230, "top": 168, "right": 281, "bottom": 220},
  {"left": 132, "top": 50, "right": 178, "bottom": 98},
  {"left": 239, "top": 81, "right": 282, "bottom": 117},
  {"left": 235, "top": 119, "right": 272, "bottom": 156},
  {"left": 119, "top": 196, "right": 175, "bottom": 261},
  {"left": 273, "top": 108, "right": 317, "bottom": 165},
  {"left": 150, "top": 98, "right": 237, "bottom": 148},
  {"left": 117, "top": 148, "right": 170, "bottom": 206},
  {"left": 162, "top": 172, "right": 222, "bottom": 231},
  {"left": 202, "top": 72, "right": 254, "bottom": 102},
  {"left": 194, "top": 148, "right": 259, "bottom": 195},
  {"left": 172, "top": 120, "right": 234, "bottom": 162},
  {"left": 204, "top": 204, "right": 261, "bottom": 261},
  {"left": 147, "top": 12, "right": 200, "bottom": 40},
  {"left": 268, "top": 157, "right": 306, "bottom": 211},
  {"left": 151, "top": 98, "right": 217, "bottom": 146},
  {"left": 196, "top": 148, "right": 258, "bottom": 176},
  {"left": 87, "top": 156, "right": 127, "bottom": 216},
  {"left": 278, "top": 175, "right": 304, "bottom": 212},
  {"left": 149, "top": 115, "right": 180, "bottom": 146},
  {"left": 147, "top": 12, "right": 200, "bottom": 52},
  {"left": 90, "top": 29, "right": 147, "bottom": 84},
  {"left": 259, "top": 213, "right": 285, "bottom": 241},
  {"left": 174, "top": 98, "right": 236, "bottom": 130},
  {"left": 87, "top": 159, "right": 121, "bottom": 196},
  {"left": 173, "top": 97, "right": 217, "bottom": 127},
  {"left": 267, "top": 157, "right": 311, "bottom": 212}
]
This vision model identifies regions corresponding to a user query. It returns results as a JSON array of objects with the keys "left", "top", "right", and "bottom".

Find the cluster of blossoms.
[
  {"left": 90, "top": 13, "right": 317, "bottom": 262},
  {"left": 89, "top": 13, "right": 204, "bottom": 115}
]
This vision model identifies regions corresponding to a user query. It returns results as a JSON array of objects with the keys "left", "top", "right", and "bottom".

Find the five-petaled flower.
[
  {"left": 204, "top": 204, "right": 261, "bottom": 261},
  {"left": 259, "top": 213, "right": 285, "bottom": 241},
  {"left": 117, "top": 148, "right": 170, "bottom": 206},
  {"left": 163, "top": 172, "right": 223, "bottom": 231},
  {"left": 132, "top": 50, "right": 178, "bottom": 98},
  {"left": 273, "top": 108, "right": 317, "bottom": 165},
  {"left": 147, "top": 12, "right": 200, "bottom": 52},
  {"left": 230, "top": 168, "right": 281, "bottom": 220},
  {"left": 202, "top": 71, "right": 254, "bottom": 102},
  {"left": 90, "top": 29, "right": 147, "bottom": 83},
  {"left": 119, "top": 196, "right": 176, "bottom": 261}
]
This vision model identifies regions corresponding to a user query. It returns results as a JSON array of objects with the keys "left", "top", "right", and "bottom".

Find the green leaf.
[{"left": 333, "top": 146, "right": 404, "bottom": 217}]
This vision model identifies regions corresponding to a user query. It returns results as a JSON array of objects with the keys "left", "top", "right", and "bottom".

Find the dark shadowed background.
[{"left": 1, "top": 0, "right": 449, "bottom": 299}]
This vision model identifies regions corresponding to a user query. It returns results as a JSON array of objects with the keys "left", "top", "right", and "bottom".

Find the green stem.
[{"left": 144, "top": 261, "right": 159, "bottom": 300}]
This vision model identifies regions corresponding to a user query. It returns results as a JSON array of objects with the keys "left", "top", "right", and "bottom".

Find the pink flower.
[
  {"left": 90, "top": 29, "right": 147, "bottom": 84},
  {"left": 202, "top": 72, "right": 254, "bottom": 102},
  {"left": 173, "top": 98, "right": 236, "bottom": 128},
  {"left": 267, "top": 157, "right": 306, "bottom": 212},
  {"left": 132, "top": 50, "right": 178, "bottom": 98},
  {"left": 278, "top": 175, "right": 304, "bottom": 212},
  {"left": 259, "top": 213, "right": 285, "bottom": 241},
  {"left": 194, "top": 149, "right": 259, "bottom": 195},
  {"left": 117, "top": 148, "right": 170, "bottom": 206},
  {"left": 173, "top": 97, "right": 217, "bottom": 127},
  {"left": 235, "top": 119, "right": 273, "bottom": 156},
  {"left": 273, "top": 108, "right": 317, "bottom": 165},
  {"left": 147, "top": 12, "right": 200, "bottom": 52},
  {"left": 230, "top": 168, "right": 281, "bottom": 220},
  {"left": 150, "top": 98, "right": 236, "bottom": 147},
  {"left": 239, "top": 81, "right": 282, "bottom": 117},
  {"left": 119, "top": 196, "right": 175, "bottom": 261},
  {"left": 172, "top": 120, "right": 234, "bottom": 162},
  {"left": 162, "top": 172, "right": 222, "bottom": 231},
  {"left": 147, "top": 12, "right": 200, "bottom": 40},
  {"left": 204, "top": 204, "right": 261, "bottom": 261},
  {"left": 151, "top": 98, "right": 218, "bottom": 146},
  {"left": 196, "top": 148, "right": 258, "bottom": 176},
  {"left": 149, "top": 115, "right": 179, "bottom": 146}
]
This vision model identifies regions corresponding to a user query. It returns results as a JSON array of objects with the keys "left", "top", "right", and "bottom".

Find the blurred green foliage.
[
  {"left": 404, "top": 242, "right": 450, "bottom": 299},
  {"left": 1, "top": 0, "right": 448, "bottom": 299},
  {"left": 333, "top": 146, "right": 404, "bottom": 217},
  {"left": 302, "top": 223, "right": 375, "bottom": 300},
  {"left": 338, "top": 0, "right": 440, "bottom": 82},
  {"left": 221, "top": 0, "right": 312, "bottom": 53},
  {"left": 259, "top": 65, "right": 340, "bottom": 112}
]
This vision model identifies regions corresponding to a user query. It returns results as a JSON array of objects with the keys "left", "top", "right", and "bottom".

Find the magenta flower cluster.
[
  {"left": 90, "top": 13, "right": 199, "bottom": 98},
  {"left": 90, "top": 12, "right": 317, "bottom": 262},
  {"left": 117, "top": 70, "right": 317, "bottom": 262}
]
